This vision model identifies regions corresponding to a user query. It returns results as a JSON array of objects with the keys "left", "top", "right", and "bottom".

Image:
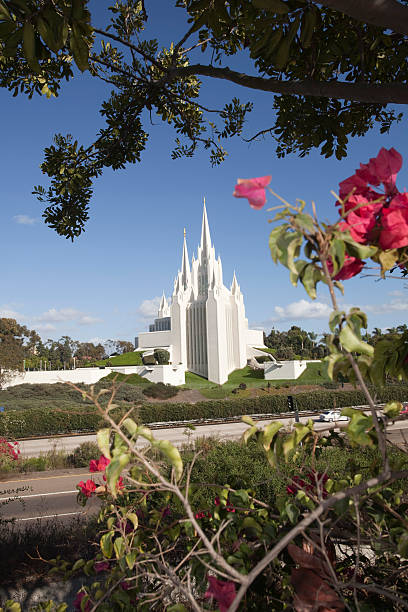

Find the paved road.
[
  {"left": 0, "top": 469, "right": 101, "bottom": 525},
  {"left": 3, "top": 418, "right": 407, "bottom": 524},
  {"left": 18, "top": 415, "right": 408, "bottom": 457}
]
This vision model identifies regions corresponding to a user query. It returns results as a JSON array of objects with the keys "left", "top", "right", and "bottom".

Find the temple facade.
[{"left": 135, "top": 203, "right": 264, "bottom": 384}]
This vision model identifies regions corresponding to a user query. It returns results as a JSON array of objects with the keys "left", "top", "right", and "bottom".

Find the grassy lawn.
[
  {"left": 86, "top": 351, "right": 144, "bottom": 367},
  {"left": 184, "top": 362, "right": 328, "bottom": 398}
]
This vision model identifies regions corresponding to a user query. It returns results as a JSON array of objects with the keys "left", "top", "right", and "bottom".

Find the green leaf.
[
  {"left": 242, "top": 516, "right": 262, "bottom": 535},
  {"left": 0, "top": 1, "right": 12, "bottom": 20},
  {"left": 114, "top": 536, "right": 125, "bottom": 559},
  {"left": 100, "top": 532, "right": 113, "bottom": 558},
  {"left": 342, "top": 408, "right": 374, "bottom": 446},
  {"left": 329, "top": 239, "right": 345, "bottom": 276},
  {"left": 285, "top": 501, "right": 299, "bottom": 524},
  {"left": 242, "top": 415, "right": 256, "bottom": 426},
  {"left": 329, "top": 310, "right": 345, "bottom": 332},
  {"left": 339, "top": 324, "right": 374, "bottom": 356},
  {"left": 379, "top": 249, "right": 399, "bottom": 274},
  {"left": 242, "top": 424, "right": 258, "bottom": 445},
  {"left": 23, "top": 22, "right": 41, "bottom": 73},
  {"left": 125, "top": 551, "right": 137, "bottom": 570},
  {"left": 299, "top": 263, "right": 317, "bottom": 299},
  {"left": 97, "top": 428, "right": 111, "bottom": 459},
  {"left": 70, "top": 28, "right": 89, "bottom": 72},
  {"left": 122, "top": 417, "right": 137, "bottom": 437},
  {"left": 127, "top": 512, "right": 139, "bottom": 530},
  {"left": 253, "top": 0, "right": 289, "bottom": 14},
  {"left": 72, "top": 558, "right": 85, "bottom": 572},
  {"left": 167, "top": 605, "right": 189, "bottom": 612},
  {"left": 384, "top": 401, "right": 402, "bottom": 419},
  {"left": 343, "top": 236, "right": 377, "bottom": 260},
  {"left": 153, "top": 440, "right": 183, "bottom": 480},
  {"left": 105, "top": 452, "right": 130, "bottom": 497},
  {"left": 294, "top": 212, "right": 315, "bottom": 233},
  {"left": 262, "top": 421, "right": 283, "bottom": 451}
]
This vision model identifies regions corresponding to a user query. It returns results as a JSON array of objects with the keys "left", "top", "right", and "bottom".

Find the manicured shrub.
[
  {"left": 0, "top": 385, "right": 407, "bottom": 438},
  {"left": 142, "top": 354, "right": 156, "bottom": 366},
  {"left": 142, "top": 382, "right": 179, "bottom": 399},
  {"left": 154, "top": 349, "right": 170, "bottom": 365},
  {"left": 69, "top": 441, "right": 100, "bottom": 467}
]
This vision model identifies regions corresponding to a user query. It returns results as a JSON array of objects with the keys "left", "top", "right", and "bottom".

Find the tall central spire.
[
  {"left": 181, "top": 227, "right": 191, "bottom": 289},
  {"left": 200, "top": 198, "right": 212, "bottom": 255}
]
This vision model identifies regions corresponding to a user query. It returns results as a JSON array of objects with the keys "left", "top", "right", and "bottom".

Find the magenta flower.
[
  {"left": 233, "top": 175, "right": 271, "bottom": 209},
  {"left": 77, "top": 479, "right": 97, "bottom": 498},
  {"left": 205, "top": 575, "right": 237, "bottom": 612},
  {"left": 94, "top": 560, "right": 110, "bottom": 573},
  {"left": 379, "top": 192, "right": 408, "bottom": 250},
  {"left": 89, "top": 454, "right": 110, "bottom": 473},
  {"left": 73, "top": 591, "right": 92, "bottom": 612},
  {"left": 327, "top": 254, "right": 364, "bottom": 281}
]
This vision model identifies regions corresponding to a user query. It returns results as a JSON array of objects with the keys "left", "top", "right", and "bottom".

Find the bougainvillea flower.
[
  {"left": 77, "top": 479, "right": 97, "bottom": 498},
  {"left": 338, "top": 173, "right": 370, "bottom": 201},
  {"left": 327, "top": 254, "right": 365, "bottom": 281},
  {"left": 94, "top": 560, "right": 110, "bottom": 573},
  {"left": 233, "top": 175, "right": 271, "bottom": 209},
  {"left": 73, "top": 591, "right": 92, "bottom": 612},
  {"left": 89, "top": 454, "right": 110, "bottom": 472},
  {"left": 379, "top": 192, "right": 408, "bottom": 250},
  {"left": 205, "top": 575, "right": 237, "bottom": 612},
  {"left": 341, "top": 200, "right": 383, "bottom": 244},
  {"left": 370, "top": 147, "right": 402, "bottom": 192}
]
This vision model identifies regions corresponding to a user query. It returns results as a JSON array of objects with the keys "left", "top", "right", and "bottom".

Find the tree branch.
[
  {"left": 317, "top": 0, "right": 408, "bottom": 37},
  {"left": 171, "top": 64, "right": 408, "bottom": 105}
]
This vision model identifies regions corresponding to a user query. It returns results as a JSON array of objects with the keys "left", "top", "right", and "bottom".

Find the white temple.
[{"left": 135, "top": 202, "right": 264, "bottom": 384}]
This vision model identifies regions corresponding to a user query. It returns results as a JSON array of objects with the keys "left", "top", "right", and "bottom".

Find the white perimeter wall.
[
  {"left": 264, "top": 360, "right": 307, "bottom": 380},
  {"left": 4, "top": 364, "right": 186, "bottom": 388},
  {"left": 246, "top": 329, "right": 264, "bottom": 347}
]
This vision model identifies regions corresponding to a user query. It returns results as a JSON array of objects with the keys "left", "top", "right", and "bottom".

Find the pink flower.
[
  {"left": 94, "top": 560, "right": 110, "bottom": 573},
  {"left": 379, "top": 193, "right": 408, "bottom": 250},
  {"left": 73, "top": 591, "right": 92, "bottom": 612},
  {"left": 89, "top": 454, "right": 110, "bottom": 473},
  {"left": 341, "top": 199, "right": 383, "bottom": 244},
  {"left": 369, "top": 147, "right": 402, "bottom": 193},
  {"left": 233, "top": 175, "right": 271, "bottom": 209},
  {"left": 77, "top": 479, "right": 97, "bottom": 498},
  {"left": 205, "top": 575, "right": 237, "bottom": 612},
  {"left": 327, "top": 254, "right": 364, "bottom": 280}
]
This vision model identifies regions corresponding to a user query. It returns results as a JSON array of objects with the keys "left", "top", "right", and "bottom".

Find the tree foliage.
[{"left": 1, "top": 0, "right": 408, "bottom": 238}]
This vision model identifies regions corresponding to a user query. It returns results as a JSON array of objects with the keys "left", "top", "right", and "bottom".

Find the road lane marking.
[
  {"left": 16, "top": 511, "right": 83, "bottom": 522},
  {"left": 1, "top": 490, "right": 78, "bottom": 501},
  {"left": 0, "top": 473, "right": 92, "bottom": 484}
]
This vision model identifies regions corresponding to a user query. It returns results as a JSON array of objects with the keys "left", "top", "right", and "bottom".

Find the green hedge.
[{"left": 0, "top": 385, "right": 406, "bottom": 439}]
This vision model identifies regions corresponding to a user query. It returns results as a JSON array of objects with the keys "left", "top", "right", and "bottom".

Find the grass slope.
[
  {"left": 184, "top": 362, "right": 328, "bottom": 398},
  {"left": 86, "top": 351, "right": 144, "bottom": 367}
]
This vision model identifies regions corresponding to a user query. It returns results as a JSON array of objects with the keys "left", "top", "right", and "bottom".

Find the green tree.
[
  {"left": 0, "top": 318, "right": 30, "bottom": 384},
  {"left": 1, "top": 0, "right": 408, "bottom": 238}
]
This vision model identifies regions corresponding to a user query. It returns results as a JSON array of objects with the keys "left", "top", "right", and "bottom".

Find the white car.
[{"left": 319, "top": 410, "right": 349, "bottom": 422}]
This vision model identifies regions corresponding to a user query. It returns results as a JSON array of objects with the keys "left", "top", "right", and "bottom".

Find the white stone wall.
[
  {"left": 264, "top": 360, "right": 307, "bottom": 380},
  {"left": 245, "top": 328, "right": 264, "bottom": 347},
  {"left": 4, "top": 364, "right": 186, "bottom": 388}
]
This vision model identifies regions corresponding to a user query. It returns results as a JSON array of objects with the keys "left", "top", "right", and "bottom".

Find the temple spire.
[
  {"left": 231, "top": 271, "right": 239, "bottom": 294},
  {"left": 200, "top": 198, "right": 212, "bottom": 255},
  {"left": 181, "top": 228, "right": 191, "bottom": 289}
]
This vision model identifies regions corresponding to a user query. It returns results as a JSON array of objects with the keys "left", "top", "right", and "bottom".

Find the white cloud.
[
  {"left": 0, "top": 307, "right": 22, "bottom": 319},
  {"left": 388, "top": 290, "right": 405, "bottom": 297},
  {"left": 272, "top": 299, "right": 332, "bottom": 322},
  {"left": 35, "top": 308, "right": 102, "bottom": 326},
  {"left": 365, "top": 300, "right": 408, "bottom": 315},
  {"left": 35, "top": 323, "right": 57, "bottom": 332},
  {"left": 13, "top": 214, "right": 38, "bottom": 225},
  {"left": 138, "top": 297, "right": 162, "bottom": 320}
]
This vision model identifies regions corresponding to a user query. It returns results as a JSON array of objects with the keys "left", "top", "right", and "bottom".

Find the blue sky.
[{"left": 1, "top": 1, "right": 407, "bottom": 344}]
